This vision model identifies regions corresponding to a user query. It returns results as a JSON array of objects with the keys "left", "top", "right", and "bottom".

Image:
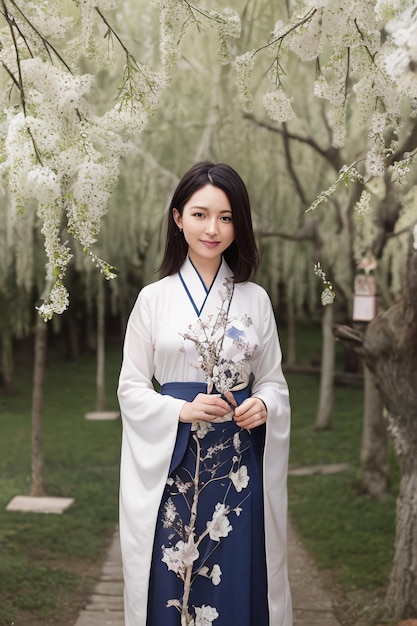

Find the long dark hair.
[{"left": 158, "top": 161, "right": 259, "bottom": 282}]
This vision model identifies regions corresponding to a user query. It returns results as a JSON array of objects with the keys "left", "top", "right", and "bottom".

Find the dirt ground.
[{"left": 316, "top": 566, "right": 414, "bottom": 626}]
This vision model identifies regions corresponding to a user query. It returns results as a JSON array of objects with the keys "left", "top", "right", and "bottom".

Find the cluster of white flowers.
[
  {"left": 353, "top": 192, "right": 377, "bottom": 267},
  {"left": 2, "top": 0, "right": 252, "bottom": 319},
  {"left": 391, "top": 148, "right": 417, "bottom": 184},
  {"left": 37, "top": 281, "right": 70, "bottom": 320},
  {"left": 208, "top": 8, "right": 241, "bottom": 65},
  {"left": 354, "top": 190, "right": 372, "bottom": 217},
  {"left": 263, "top": 89, "right": 295, "bottom": 123},
  {"left": 235, "top": 51, "right": 255, "bottom": 112},
  {"left": 233, "top": 0, "right": 415, "bottom": 185},
  {"left": 314, "top": 262, "right": 335, "bottom": 306},
  {"left": 384, "top": 5, "right": 417, "bottom": 98},
  {"left": 1, "top": 0, "right": 180, "bottom": 317},
  {"left": 157, "top": 2, "right": 240, "bottom": 69}
]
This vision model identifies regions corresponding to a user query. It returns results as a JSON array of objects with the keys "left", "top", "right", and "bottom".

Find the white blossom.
[
  {"left": 195, "top": 604, "right": 219, "bottom": 626},
  {"left": 161, "top": 535, "right": 199, "bottom": 577},
  {"left": 210, "top": 564, "right": 222, "bottom": 586},
  {"left": 354, "top": 190, "right": 372, "bottom": 217},
  {"left": 206, "top": 503, "right": 232, "bottom": 541},
  {"left": 26, "top": 167, "right": 61, "bottom": 204},
  {"left": 321, "top": 287, "right": 336, "bottom": 306},
  {"left": 229, "top": 465, "right": 250, "bottom": 493},
  {"left": 37, "top": 282, "right": 70, "bottom": 320},
  {"left": 235, "top": 51, "right": 255, "bottom": 112},
  {"left": 314, "top": 262, "right": 335, "bottom": 306},
  {"left": 263, "top": 89, "right": 295, "bottom": 123},
  {"left": 366, "top": 149, "right": 386, "bottom": 177},
  {"left": 384, "top": 10, "right": 417, "bottom": 98}
]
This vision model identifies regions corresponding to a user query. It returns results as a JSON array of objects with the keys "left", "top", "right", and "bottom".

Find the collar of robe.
[{"left": 178, "top": 255, "right": 234, "bottom": 317}]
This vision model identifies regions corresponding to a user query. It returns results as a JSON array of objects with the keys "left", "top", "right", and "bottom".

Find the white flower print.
[
  {"left": 229, "top": 465, "right": 250, "bottom": 493},
  {"left": 206, "top": 503, "right": 232, "bottom": 541},
  {"left": 195, "top": 604, "right": 219, "bottom": 625},
  {"left": 161, "top": 543, "right": 184, "bottom": 576},
  {"left": 233, "top": 432, "right": 241, "bottom": 453},
  {"left": 191, "top": 420, "right": 215, "bottom": 439},
  {"left": 198, "top": 564, "right": 222, "bottom": 586},
  {"left": 162, "top": 277, "right": 260, "bottom": 624},
  {"left": 181, "top": 278, "right": 257, "bottom": 397},
  {"left": 162, "top": 498, "right": 178, "bottom": 527},
  {"left": 210, "top": 564, "right": 222, "bottom": 585},
  {"left": 175, "top": 476, "right": 193, "bottom": 495},
  {"left": 161, "top": 535, "right": 199, "bottom": 578}
]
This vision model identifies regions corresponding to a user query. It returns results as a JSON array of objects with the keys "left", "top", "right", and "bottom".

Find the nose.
[{"left": 205, "top": 217, "right": 219, "bottom": 236}]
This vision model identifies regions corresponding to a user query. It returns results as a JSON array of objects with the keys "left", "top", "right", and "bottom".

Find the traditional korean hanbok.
[{"left": 117, "top": 256, "right": 292, "bottom": 626}]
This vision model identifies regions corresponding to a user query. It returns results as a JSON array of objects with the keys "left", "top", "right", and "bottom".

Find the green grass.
[
  {"left": 0, "top": 326, "right": 399, "bottom": 625},
  {"left": 287, "top": 370, "right": 398, "bottom": 598},
  {"left": 0, "top": 343, "right": 123, "bottom": 626}
]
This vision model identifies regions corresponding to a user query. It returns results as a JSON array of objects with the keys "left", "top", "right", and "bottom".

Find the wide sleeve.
[
  {"left": 117, "top": 287, "right": 188, "bottom": 626},
  {"left": 117, "top": 287, "right": 186, "bottom": 488},
  {"left": 250, "top": 293, "right": 289, "bottom": 420},
  {"left": 251, "top": 291, "right": 292, "bottom": 626}
]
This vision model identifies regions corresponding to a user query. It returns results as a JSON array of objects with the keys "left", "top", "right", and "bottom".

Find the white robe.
[{"left": 117, "top": 257, "right": 292, "bottom": 626}]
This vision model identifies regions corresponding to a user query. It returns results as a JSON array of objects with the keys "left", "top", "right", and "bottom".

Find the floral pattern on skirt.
[{"left": 147, "top": 418, "right": 268, "bottom": 626}]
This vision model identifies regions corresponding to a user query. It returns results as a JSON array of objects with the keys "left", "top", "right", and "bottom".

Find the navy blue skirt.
[{"left": 146, "top": 383, "right": 268, "bottom": 626}]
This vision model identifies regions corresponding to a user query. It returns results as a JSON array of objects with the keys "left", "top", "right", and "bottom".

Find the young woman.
[{"left": 117, "top": 162, "right": 292, "bottom": 626}]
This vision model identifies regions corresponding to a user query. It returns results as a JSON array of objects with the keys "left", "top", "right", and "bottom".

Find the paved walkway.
[{"left": 74, "top": 519, "right": 341, "bottom": 626}]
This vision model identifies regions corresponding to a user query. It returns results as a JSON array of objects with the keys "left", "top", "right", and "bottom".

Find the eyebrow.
[{"left": 190, "top": 205, "right": 232, "bottom": 213}]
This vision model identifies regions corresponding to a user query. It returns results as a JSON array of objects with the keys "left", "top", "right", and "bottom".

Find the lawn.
[
  {"left": 282, "top": 323, "right": 398, "bottom": 625},
  {"left": 0, "top": 324, "right": 399, "bottom": 625},
  {"left": 0, "top": 341, "right": 122, "bottom": 626}
]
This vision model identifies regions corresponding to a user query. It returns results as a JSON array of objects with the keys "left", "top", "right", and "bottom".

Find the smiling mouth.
[{"left": 200, "top": 240, "right": 220, "bottom": 247}]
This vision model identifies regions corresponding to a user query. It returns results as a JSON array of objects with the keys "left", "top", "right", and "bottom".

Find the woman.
[{"left": 117, "top": 161, "right": 292, "bottom": 626}]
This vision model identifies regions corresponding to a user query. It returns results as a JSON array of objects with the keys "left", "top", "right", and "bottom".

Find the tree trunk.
[
  {"left": 385, "top": 454, "right": 417, "bottom": 618},
  {"left": 1, "top": 330, "right": 15, "bottom": 395},
  {"left": 363, "top": 244, "right": 417, "bottom": 619},
  {"left": 95, "top": 276, "right": 106, "bottom": 412},
  {"left": 30, "top": 315, "right": 48, "bottom": 497},
  {"left": 360, "top": 364, "right": 389, "bottom": 497},
  {"left": 314, "top": 304, "right": 335, "bottom": 430}
]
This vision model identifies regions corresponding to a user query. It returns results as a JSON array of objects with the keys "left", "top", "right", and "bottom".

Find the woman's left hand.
[{"left": 233, "top": 397, "right": 267, "bottom": 430}]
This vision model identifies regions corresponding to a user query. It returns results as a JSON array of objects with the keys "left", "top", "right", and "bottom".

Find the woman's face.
[{"left": 173, "top": 184, "right": 235, "bottom": 271}]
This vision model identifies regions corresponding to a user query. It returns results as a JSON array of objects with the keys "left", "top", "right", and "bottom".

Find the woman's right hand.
[{"left": 179, "top": 393, "right": 235, "bottom": 423}]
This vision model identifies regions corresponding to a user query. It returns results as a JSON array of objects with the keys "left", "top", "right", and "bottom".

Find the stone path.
[{"left": 74, "top": 519, "right": 342, "bottom": 626}]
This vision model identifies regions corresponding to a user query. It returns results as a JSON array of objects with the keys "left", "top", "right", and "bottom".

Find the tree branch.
[
  {"left": 282, "top": 121, "right": 307, "bottom": 205},
  {"left": 244, "top": 112, "right": 342, "bottom": 171}
]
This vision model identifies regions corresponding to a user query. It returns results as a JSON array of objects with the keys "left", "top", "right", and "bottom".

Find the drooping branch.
[{"left": 8, "top": 0, "right": 72, "bottom": 71}]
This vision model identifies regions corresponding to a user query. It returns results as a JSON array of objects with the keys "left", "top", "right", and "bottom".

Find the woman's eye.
[
  {"left": 221, "top": 216, "right": 232, "bottom": 222},
  {"left": 192, "top": 212, "right": 204, "bottom": 218}
]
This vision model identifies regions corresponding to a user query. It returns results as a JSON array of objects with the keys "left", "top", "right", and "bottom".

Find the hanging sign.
[{"left": 353, "top": 274, "right": 376, "bottom": 321}]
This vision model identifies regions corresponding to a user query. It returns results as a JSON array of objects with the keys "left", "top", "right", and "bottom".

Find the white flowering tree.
[
  {"left": 233, "top": 0, "right": 417, "bottom": 617},
  {"left": 0, "top": 0, "right": 241, "bottom": 497}
]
